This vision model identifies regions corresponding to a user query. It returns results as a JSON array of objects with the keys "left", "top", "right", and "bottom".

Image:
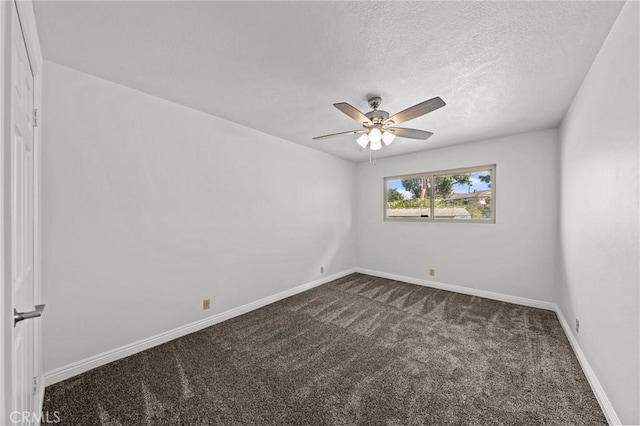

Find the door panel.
[{"left": 10, "top": 3, "right": 36, "bottom": 423}]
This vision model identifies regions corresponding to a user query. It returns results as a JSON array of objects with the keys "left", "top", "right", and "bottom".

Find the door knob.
[{"left": 14, "top": 304, "right": 45, "bottom": 327}]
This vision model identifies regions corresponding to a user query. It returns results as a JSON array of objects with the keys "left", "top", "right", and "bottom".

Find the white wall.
[
  {"left": 41, "top": 61, "right": 357, "bottom": 373},
  {"left": 356, "top": 129, "right": 559, "bottom": 303},
  {"left": 558, "top": 2, "right": 639, "bottom": 424}
]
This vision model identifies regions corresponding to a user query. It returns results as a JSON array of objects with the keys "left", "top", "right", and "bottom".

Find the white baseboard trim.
[
  {"left": 44, "top": 268, "right": 356, "bottom": 387},
  {"left": 554, "top": 308, "right": 621, "bottom": 425},
  {"left": 354, "top": 267, "right": 557, "bottom": 311},
  {"left": 43, "top": 267, "right": 621, "bottom": 425},
  {"left": 354, "top": 268, "right": 621, "bottom": 425}
]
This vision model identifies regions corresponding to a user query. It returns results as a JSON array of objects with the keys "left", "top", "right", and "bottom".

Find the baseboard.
[
  {"left": 44, "top": 268, "right": 356, "bottom": 387},
  {"left": 355, "top": 268, "right": 622, "bottom": 425},
  {"left": 355, "top": 268, "right": 621, "bottom": 425},
  {"left": 43, "top": 267, "right": 621, "bottom": 425},
  {"left": 554, "top": 308, "right": 621, "bottom": 425},
  {"left": 354, "top": 267, "right": 557, "bottom": 311}
]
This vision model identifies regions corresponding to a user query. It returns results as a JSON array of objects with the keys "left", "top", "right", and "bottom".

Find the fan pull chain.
[{"left": 368, "top": 149, "right": 377, "bottom": 164}]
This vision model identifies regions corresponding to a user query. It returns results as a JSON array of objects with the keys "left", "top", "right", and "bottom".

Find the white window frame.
[{"left": 384, "top": 164, "right": 496, "bottom": 223}]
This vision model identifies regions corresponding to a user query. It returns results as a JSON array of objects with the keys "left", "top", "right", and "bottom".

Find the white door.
[{"left": 8, "top": 4, "right": 39, "bottom": 425}]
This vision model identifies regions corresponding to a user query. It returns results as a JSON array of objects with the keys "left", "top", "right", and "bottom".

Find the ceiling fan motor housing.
[
  {"left": 365, "top": 109, "right": 389, "bottom": 125},
  {"left": 366, "top": 96, "right": 390, "bottom": 125}
]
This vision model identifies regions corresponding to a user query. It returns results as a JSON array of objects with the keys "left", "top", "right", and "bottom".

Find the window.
[{"left": 385, "top": 165, "right": 495, "bottom": 222}]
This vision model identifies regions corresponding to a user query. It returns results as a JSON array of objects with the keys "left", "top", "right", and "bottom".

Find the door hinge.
[
  {"left": 33, "top": 377, "right": 38, "bottom": 395},
  {"left": 33, "top": 108, "right": 39, "bottom": 127}
]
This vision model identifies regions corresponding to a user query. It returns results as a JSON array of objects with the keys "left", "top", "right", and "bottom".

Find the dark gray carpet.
[{"left": 43, "top": 273, "right": 606, "bottom": 425}]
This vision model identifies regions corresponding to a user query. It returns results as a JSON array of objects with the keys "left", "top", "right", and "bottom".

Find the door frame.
[{"left": 0, "top": 0, "right": 43, "bottom": 422}]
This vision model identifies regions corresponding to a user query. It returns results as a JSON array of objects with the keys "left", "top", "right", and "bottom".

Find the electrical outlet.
[
  {"left": 429, "top": 268, "right": 436, "bottom": 277},
  {"left": 320, "top": 266, "right": 324, "bottom": 274},
  {"left": 575, "top": 318, "right": 580, "bottom": 333},
  {"left": 203, "top": 298, "right": 211, "bottom": 310}
]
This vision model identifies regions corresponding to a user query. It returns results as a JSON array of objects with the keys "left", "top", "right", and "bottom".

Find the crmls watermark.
[{"left": 10, "top": 411, "right": 61, "bottom": 424}]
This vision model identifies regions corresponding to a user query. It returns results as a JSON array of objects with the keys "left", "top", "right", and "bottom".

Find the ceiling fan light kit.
[
  {"left": 356, "top": 133, "right": 369, "bottom": 148},
  {"left": 313, "top": 95, "right": 446, "bottom": 162},
  {"left": 381, "top": 130, "right": 396, "bottom": 146}
]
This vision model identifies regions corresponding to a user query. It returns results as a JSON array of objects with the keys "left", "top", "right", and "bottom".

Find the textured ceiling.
[{"left": 33, "top": 1, "right": 623, "bottom": 162}]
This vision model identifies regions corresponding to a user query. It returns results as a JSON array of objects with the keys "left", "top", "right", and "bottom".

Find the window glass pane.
[
  {"left": 433, "top": 169, "right": 492, "bottom": 220},
  {"left": 386, "top": 176, "right": 431, "bottom": 219}
]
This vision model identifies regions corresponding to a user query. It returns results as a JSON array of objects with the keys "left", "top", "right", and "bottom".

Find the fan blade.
[
  {"left": 334, "top": 103, "right": 373, "bottom": 126},
  {"left": 312, "top": 129, "right": 366, "bottom": 140},
  {"left": 389, "top": 127, "right": 434, "bottom": 140},
  {"left": 385, "top": 97, "right": 446, "bottom": 125}
]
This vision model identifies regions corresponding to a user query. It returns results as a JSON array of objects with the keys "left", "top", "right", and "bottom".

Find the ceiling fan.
[{"left": 312, "top": 96, "right": 446, "bottom": 152}]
